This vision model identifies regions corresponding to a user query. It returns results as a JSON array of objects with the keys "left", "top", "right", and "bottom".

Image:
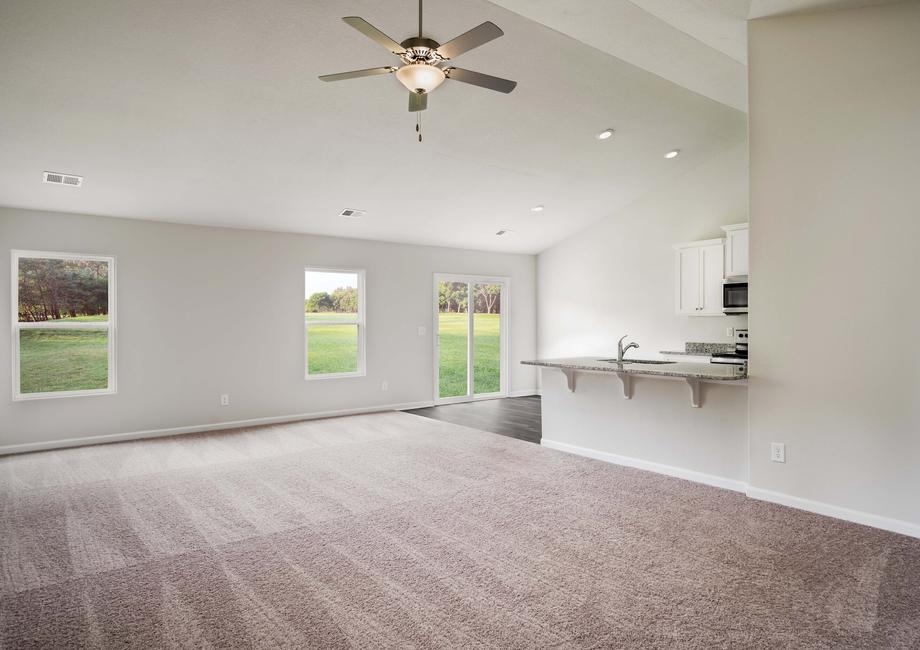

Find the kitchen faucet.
[{"left": 617, "top": 335, "right": 639, "bottom": 362}]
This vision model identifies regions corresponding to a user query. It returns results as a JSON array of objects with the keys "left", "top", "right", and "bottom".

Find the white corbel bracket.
[
  {"left": 560, "top": 368, "right": 576, "bottom": 392},
  {"left": 686, "top": 378, "right": 701, "bottom": 408},
  {"left": 615, "top": 371, "right": 632, "bottom": 399}
]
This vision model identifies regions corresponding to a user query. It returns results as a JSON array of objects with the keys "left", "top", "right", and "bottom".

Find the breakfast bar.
[
  {"left": 522, "top": 357, "right": 746, "bottom": 407},
  {"left": 523, "top": 356, "right": 749, "bottom": 489}
]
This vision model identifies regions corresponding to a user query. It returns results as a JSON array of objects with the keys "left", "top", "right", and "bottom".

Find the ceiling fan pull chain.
[{"left": 417, "top": 113, "right": 422, "bottom": 142}]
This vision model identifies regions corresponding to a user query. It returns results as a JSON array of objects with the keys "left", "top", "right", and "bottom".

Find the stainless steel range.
[{"left": 711, "top": 328, "right": 748, "bottom": 366}]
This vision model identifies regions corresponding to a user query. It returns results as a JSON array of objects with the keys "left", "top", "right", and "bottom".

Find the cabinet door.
[
  {"left": 701, "top": 244, "right": 725, "bottom": 314},
  {"left": 676, "top": 247, "right": 702, "bottom": 314},
  {"left": 726, "top": 227, "right": 749, "bottom": 277}
]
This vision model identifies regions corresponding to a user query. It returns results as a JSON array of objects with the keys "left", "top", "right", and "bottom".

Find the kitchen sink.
[{"left": 599, "top": 359, "right": 676, "bottom": 365}]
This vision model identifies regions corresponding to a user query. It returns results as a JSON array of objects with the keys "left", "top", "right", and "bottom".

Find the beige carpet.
[{"left": 1, "top": 411, "right": 918, "bottom": 649}]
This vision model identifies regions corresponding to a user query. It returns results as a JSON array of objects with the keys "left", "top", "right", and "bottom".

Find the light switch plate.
[{"left": 417, "top": 326, "right": 426, "bottom": 336}]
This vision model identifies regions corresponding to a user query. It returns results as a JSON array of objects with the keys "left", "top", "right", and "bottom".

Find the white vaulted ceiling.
[
  {"left": 487, "top": 0, "right": 751, "bottom": 111},
  {"left": 489, "top": 0, "right": 909, "bottom": 114},
  {"left": 0, "top": 0, "right": 747, "bottom": 253},
  {"left": 0, "top": 0, "right": 906, "bottom": 253}
]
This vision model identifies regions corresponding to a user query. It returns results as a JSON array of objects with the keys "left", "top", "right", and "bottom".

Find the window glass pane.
[
  {"left": 473, "top": 283, "right": 501, "bottom": 394},
  {"left": 305, "top": 270, "right": 359, "bottom": 322},
  {"left": 19, "top": 329, "right": 108, "bottom": 394},
  {"left": 438, "top": 281, "right": 469, "bottom": 398},
  {"left": 18, "top": 258, "right": 109, "bottom": 323},
  {"left": 307, "top": 323, "right": 358, "bottom": 375}
]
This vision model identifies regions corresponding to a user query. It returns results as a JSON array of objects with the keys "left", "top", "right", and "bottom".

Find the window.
[
  {"left": 12, "top": 251, "right": 116, "bottom": 400},
  {"left": 304, "top": 268, "right": 364, "bottom": 378}
]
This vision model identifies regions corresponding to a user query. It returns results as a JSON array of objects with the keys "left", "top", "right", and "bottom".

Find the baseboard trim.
[
  {"left": 540, "top": 438, "right": 748, "bottom": 493},
  {"left": 745, "top": 486, "right": 920, "bottom": 539},
  {"left": 541, "top": 439, "right": 919, "bottom": 539},
  {"left": 509, "top": 388, "right": 541, "bottom": 397},
  {"left": 0, "top": 400, "right": 436, "bottom": 456}
]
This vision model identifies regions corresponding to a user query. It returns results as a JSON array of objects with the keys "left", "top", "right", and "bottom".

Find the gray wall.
[
  {"left": 0, "top": 208, "right": 537, "bottom": 450},
  {"left": 748, "top": 2, "right": 920, "bottom": 527}
]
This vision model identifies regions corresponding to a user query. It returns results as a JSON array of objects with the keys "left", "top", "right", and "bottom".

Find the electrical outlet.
[
  {"left": 770, "top": 442, "right": 786, "bottom": 463},
  {"left": 726, "top": 327, "right": 734, "bottom": 338},
  {"left": 220, "top": 394, "right": 230, "bottom": 406},
  {"left": 417, "top": 326, "right": 426, "bottom": 336},
  {"left": 381, "top": 381, "right": 388, "bottom": 391}
]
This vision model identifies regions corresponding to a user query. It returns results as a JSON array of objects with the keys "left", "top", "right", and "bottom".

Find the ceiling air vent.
[
  {"left": 43, "top": 171, "right": 83, "bottom": 187},
  {"left": 340, "top": 209, "right": 366, "bottom": 218},
  {"left": 495, "top": 229, "right": 513, "bottom": 236}
]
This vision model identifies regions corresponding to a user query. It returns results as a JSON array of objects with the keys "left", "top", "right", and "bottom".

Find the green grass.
[
  {"left": 19, "top": 329, "right": 108, "bottom": 393},
  {"left": 43, "top": 314, "right": 108, "bottom": 322},
  {"left": 302, "top": 310, "right": 500, "bottom": 391},
  {"left": 305, "top": 312, "right": 357, "bottom": 322},
  {"left": 439, "top": 312, "right": 501, "bottom": 398},
  {"left": 306, "top": 322, "right": 358, "bottom": 375}
]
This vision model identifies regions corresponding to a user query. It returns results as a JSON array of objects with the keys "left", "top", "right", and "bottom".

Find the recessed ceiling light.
[
  {"left": 664, "top": 149, "right": 680, "bottom": 159},
  {"left": 596, "top": 129, "right": 614, "bottom": 140},
  {"left": 530, "top": 205, "right": 544, "bottom": 212}
]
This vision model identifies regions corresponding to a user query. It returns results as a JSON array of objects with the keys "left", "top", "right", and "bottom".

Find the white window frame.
[
  {"left": 11, "top": 250, "right": 117, "bottom": 401},
  {"left": 304, "top": 267, "right": 366, "bottom": 380}
]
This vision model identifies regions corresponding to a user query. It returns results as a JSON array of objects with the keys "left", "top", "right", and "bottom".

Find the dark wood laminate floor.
[{"left": 405, "top": 396, "right": 542, "bottom": 444}]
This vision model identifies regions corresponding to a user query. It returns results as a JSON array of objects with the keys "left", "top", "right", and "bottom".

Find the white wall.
[
  {"left": 748, "top": 2, "right": 920, "bottom": 527},
  {"left": 0, "top": 207, "right": 537, "bottom": 450},
  {"left": 537, "top": 141, "right": 749, "bottom": 360}
]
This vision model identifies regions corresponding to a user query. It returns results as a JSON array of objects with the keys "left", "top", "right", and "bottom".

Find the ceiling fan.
[{"left": 319, "top": 0, "right": 517, "bottom": 116}]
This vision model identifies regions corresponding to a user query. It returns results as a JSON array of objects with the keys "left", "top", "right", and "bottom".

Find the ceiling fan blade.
[
  {"left": 319, "top": 67, "right": 397, "bottom": 82},
  {"left": 342, "top": 16, "right": 405, "bottom": 56},
  {"left": 444, "top": 67, "right": 517, "bottom": 94},
  {"left": 408, "top": 92, "right": 428, "bottom": 112},
  {"left": 436, "top": 22, "right": 503, "bottom": 60}
]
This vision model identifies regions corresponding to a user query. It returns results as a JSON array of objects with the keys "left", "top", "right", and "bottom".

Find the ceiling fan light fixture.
[{"left": 396, "top": 63, "right": 445, "bottom": 94}]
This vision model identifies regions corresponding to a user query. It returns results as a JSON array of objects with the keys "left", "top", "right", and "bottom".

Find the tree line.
[
  {"left": 305, "top": 286, "right": 358, "bottom": 313},
  {"left": 18, "top": 258, "right": 108, "bottom": 321},
  {"left": 438, "top": 282, "right": 501, "bottom": 314}
]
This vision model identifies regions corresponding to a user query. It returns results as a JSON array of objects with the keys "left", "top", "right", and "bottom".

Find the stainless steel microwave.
[{"left": 723, "top": 279, "right": 748, "bottom": 314}]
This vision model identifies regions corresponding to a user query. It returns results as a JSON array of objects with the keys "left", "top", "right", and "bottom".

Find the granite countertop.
[
  {"left": 521, "top": 357, "right": 747, "bottom": 381},
  {"left": 660, "top": 342, "right": 735, "bottom": 357}
]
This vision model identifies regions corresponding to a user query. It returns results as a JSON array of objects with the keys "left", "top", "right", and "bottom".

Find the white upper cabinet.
[
  {"left": 674, "top": 239, "right": 724, "bottom": 316},
  {"left": 721, "top": 223, "right": 749, "bottom": 278},
  {"left": 701, "top": 243, "right": 724, "bottom": 313},
  {"left": 676, "top": 246, "right": 701, "bottom": 313}
]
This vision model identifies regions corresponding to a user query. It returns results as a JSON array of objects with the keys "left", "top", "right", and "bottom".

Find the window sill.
[
  {"left": 304, "top": 372, "right": 366, "bottom": 381},
  {"left": 13, "top": 387, "right": 117, "bottom": 401}
]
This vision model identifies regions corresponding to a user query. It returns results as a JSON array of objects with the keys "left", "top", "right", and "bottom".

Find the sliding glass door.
[{"left": 434, "top": 275, "right": 508, "bottom": 403}]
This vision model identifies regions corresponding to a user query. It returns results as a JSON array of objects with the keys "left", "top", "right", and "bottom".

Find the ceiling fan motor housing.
[{"left": 399, "top": 37, "right": 444, "bottom": 64}]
